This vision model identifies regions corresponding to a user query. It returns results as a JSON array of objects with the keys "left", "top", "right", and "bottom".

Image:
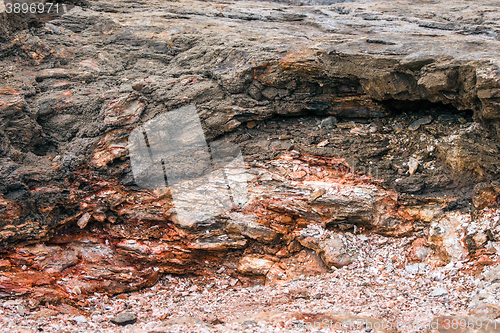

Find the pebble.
[
  {"left": 110, "top": 312, "right": 137, "bottom": 326},
  {"left": 16, "top": 305, "right": 26, "bottom": 316},
  {"left": 350, "top": 127, "right": 368, "bottom": 135},
  {"left": 368, "top": 124, "right": 378, "bottom": 133},
  {"left": 408, "top": 116, "right": 432, "bottom": 131},
  {"left": 408, "top": 157, "right": 419, "bottom": 175},
  {"left": 430, "top": 287, "right": 448, "bottom": 297},
  {"left": 73, "top": 315, "right": 88, "bottom": 324},
  {"left": 309, "top": 188, "right": 326, "bottom": 202},
  {"left": 392, "top": 123, "right": 404, "bottom": 132},
  {"left": 337, "top": 121, "right": 356, "bottom": 129},
  {"left": 317, "top": 139, "right": 329, "bottom": 148},
  {"left": 77, "top": 212, "right": 91, "bottom": 229},
  {"left": 320, "top": 116, "right": 337, "bottom": 128},
  {"left": 131, "top": 82, "right": 144, "bottom": 91}
]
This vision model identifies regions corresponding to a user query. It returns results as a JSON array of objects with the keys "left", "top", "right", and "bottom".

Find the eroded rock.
[
  {"left": 1, "top": 0, "right": 500, "bottom": 315},
  {"left": 238, "top": 255, "right": 276, "bottom": 276}
]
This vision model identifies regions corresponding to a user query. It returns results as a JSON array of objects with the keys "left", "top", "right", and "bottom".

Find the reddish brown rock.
[
  {"left": 238, "top": 255, "right": 276, "bottom": 276},
  {"left": 1, "top": 0, "right": 500, "bottom": 310},
  {"left": 266, "top": 250, "right": 328, "bottom": 286}
]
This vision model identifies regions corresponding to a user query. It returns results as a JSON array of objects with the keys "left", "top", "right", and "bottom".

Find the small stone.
[
  {"left": 110, "top": 312, "right": 137, "bottom": 326},
  {"left": 237, "top": 255, "right": 275, "bottom": 275},
  {"left": 299, "top": 233, "right": 357, "bottom": 268},
  {"left": 261, "top": 87, "right": 278, "bottom": 100},
  {"left": 486, "top": 247, "right": 497, "bottom": 254},
  {"left": 131, "top": 82, "right": 144, "bottom": 92},
  {"left": 477, "top": 255, "right": 494, "bottom": 266},
  {"left": 358, "top": 235, "right": 368, "bottom": 241},
  {"left": 289, "top": 170, "right": 306, "bottom": 179},
  {"left": 368, "top": 124, "right": 378, "bottom": 133},
  {"left": 278, "top": 134, "right": 292, "bottom": 140},
  {"left": 473, "top": 232, "right": 489, "bottom": 248},
  {"left": 337, "top": 121, "right": 356, "bottom": 129},
  {"left": 350, "top": 127, "right": 368, "bottom": 135},
  {"left": 73, "top": 315, "right": 88, "bottom": 324},
  {"left": 468, "top": 303, "right": 500, "bottom": 319},
  {"left": 320, "top": 116, "right": 337, "bottom": 128},
  {"left": 408, "top": 157, "right": 419, "bottom": 175},
  {"left": 0, "top": 259, "right": 11, "bottom": 271},
  {"left": 77, "top": 212, "right": 91, "bottom": 229},
  {"left": 430, "top": 287, "right": 448, "bottom": 297},
  {"left": 408, "top": 116, "right": 432, "bottom": 131},
  {"left": 317, "top": 139, "right": 329, "bottom": 148},
  {"left": 72, "top": 286, "right": 82, "bottom": 295},
  {"left": 473, "top": 184, "right": 499, "bottom": 209},
  {"left": 392, "top": 123, "right": 403, "bottom": 133},
  {"left": 309, "top": 188, "right": 326, "bottom": 202},
  {"left": 246, "top": 121, "right": 257, "bottom": 129},
  {"left": 16, "top": 305, "right": 26, "bottom": 316}
]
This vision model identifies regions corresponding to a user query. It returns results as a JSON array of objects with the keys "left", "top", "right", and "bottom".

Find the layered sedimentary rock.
[{"left": 0, "top": 0, "right": 500, "bottom": 305}]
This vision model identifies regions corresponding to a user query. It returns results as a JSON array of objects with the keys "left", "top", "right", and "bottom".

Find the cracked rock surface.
[{"left": 1, "top": 0, "right": 500, "bottom": 331}]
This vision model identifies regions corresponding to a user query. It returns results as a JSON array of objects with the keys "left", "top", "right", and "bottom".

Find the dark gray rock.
[{"left": 110, "top": 312, "right": 137, "bottom": 326}]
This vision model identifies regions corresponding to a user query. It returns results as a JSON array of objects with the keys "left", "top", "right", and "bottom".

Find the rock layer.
[{"left": 0, "top": 0, "right": 499, "bottom": 307}]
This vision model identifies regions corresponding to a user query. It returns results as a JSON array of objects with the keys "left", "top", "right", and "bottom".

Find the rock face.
[{"left": 0, "top": 0, "right": 499, "bottom": 310}]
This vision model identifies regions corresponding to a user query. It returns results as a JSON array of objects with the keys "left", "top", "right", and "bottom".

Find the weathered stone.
[
  {"left": 473, "top": 184, "right": 500, "bottom": 209},
  {"left": 238, "top": 255, "right": 276, "bottom": 276},
  {"left": 408, "top": 116, "right": 432, "bottom": 131},
  {"left": 102, "top": 94, "right": 145, "bottom": 126},
  {"left": 1, "top": 0, "right": 500, "bottom": 308},
  {"left": 474, "top": 233, "right": 489, "bottom": 249},
  {"left": 436, "top": 125, "right": 500, "bottom": 178},
  {"left": 77, "top": 212, "right": 91, "bottom": 229},
  {"left": 110, "top": 312, "right": 137, "bottom": 326},
  {"left": 298, "top": 230, "right": 356, "bottom": 269},
  {"left": 190, "top": 236, "right": 247, "bottom": 251},
  {"left": 266, "top": 250, "right": 328, "bottom": 286},
  {"left": 407, "top": 238, "right": 431, "bottom": 262},
  {"left": 225, "top": 213, "right": 279, "bottom": 243},
  {"left": 92, "top": 130, "right": 130, "bottom": 167},
  {"left": 469, "top": 303, "right": 500, "bottom": 320},
  {"left": 428, "top": 213, "right": 470, "bottom": 263},
  {"left": 408, "top": 157, "right": 419, "bottom": 175}
]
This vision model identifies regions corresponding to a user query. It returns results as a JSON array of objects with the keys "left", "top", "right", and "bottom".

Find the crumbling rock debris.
[
  {"left": 298, "top": 230, "right": 357, "bottom": 269},
  {"left": 473, "top": 183, "right": 500, "bottom": 209}
]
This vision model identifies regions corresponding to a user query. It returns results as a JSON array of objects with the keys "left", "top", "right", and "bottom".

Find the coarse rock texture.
[{"left": 1, "top": 0, "right": 500, "bottom": 331}]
